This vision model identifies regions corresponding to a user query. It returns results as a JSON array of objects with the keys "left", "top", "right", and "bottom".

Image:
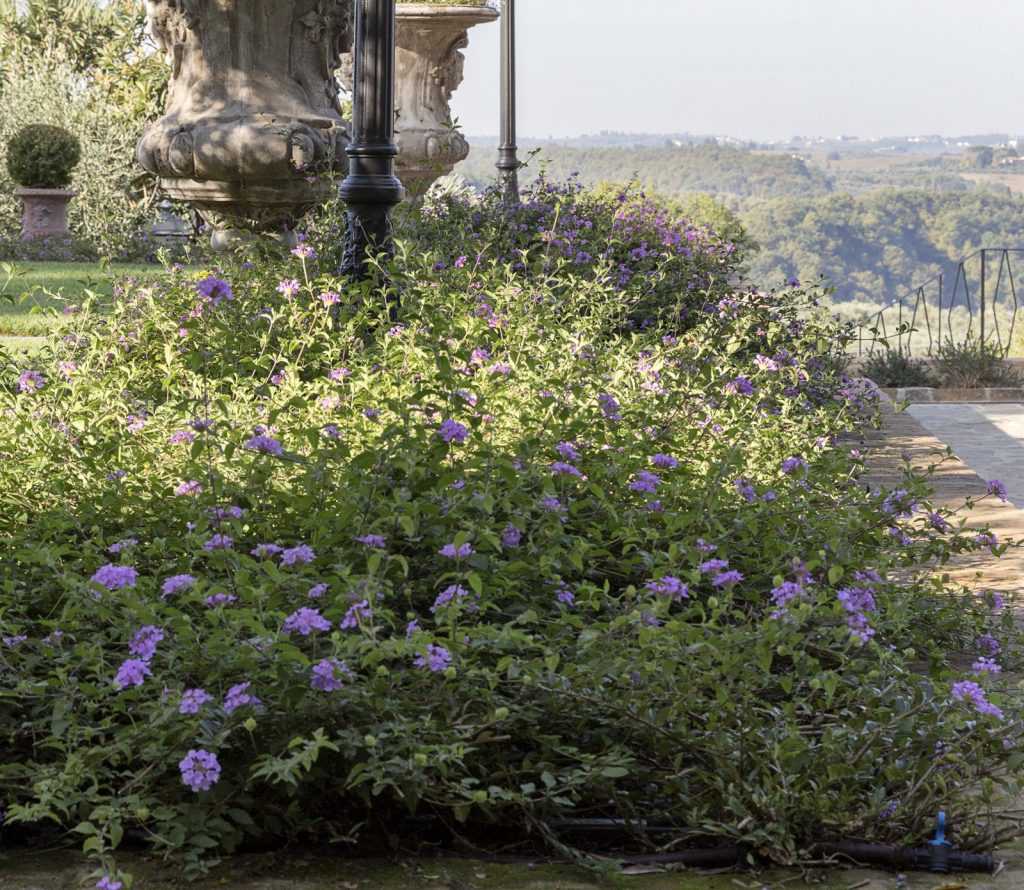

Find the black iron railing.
[{"left": 856, "top": 248, "right": 1024, "bottom": 357}]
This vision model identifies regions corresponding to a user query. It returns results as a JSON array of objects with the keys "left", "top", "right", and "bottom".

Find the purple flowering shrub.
[
  {"left": 0, "top": 202, "right": 1020, "bottom": 882},
  {"left": 376, "top": 177, "right": 740, "bottom": 329}
]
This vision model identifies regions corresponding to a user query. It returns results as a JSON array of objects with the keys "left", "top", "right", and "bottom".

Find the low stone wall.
[{"left": 881, "top": 386, "right": 1024, "bottom": 403}]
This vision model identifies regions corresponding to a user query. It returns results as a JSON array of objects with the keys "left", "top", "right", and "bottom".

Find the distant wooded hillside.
[{"left": 455, "top": 143, "right": 1024, "bottom": 304}]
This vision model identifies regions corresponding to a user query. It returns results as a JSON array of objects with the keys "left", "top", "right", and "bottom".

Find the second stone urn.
[
  {"left": 344, "top": 3, "right": 498, "bottom": 200},
  {"left": 137, "top": 0, "right": 355, "bottom": 245}
]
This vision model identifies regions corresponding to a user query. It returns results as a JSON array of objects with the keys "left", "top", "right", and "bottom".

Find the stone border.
[{"left": 881, "top": 387, "right": 1024, "bottom": 403}]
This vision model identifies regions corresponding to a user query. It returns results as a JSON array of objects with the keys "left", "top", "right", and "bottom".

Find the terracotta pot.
[{"left": 16, "top": 188, "right": 78, "bottom": 239}]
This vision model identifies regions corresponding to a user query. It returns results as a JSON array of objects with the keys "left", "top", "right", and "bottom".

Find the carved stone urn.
[
  {"left": 137, "top": 0, "right": 355, "bottom": 246},
  {"left": 344, "top": 3, "right": 498, "bottom": 199}
]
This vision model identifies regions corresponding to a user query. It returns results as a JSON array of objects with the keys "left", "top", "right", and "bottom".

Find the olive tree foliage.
[{"left": 0, "top": 0, "right": 168, "bottom": 255}]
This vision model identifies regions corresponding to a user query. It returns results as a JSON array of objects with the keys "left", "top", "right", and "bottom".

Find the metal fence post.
[{"left": 979, "top": 248, "right": 986, "bottom": 345}]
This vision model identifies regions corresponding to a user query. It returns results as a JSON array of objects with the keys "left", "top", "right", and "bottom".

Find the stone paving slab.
[{"left": 853, "top": 399, "right": 1024, "bottom": 596}]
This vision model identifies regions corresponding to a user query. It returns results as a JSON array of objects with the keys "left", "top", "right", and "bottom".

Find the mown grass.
[{"left": 0, "top": 261, "right": 158, "bottom": 339}]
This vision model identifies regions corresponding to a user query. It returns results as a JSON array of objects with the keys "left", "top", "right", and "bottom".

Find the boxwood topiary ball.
[{"left": 6, "top": 124, "right": 82, "bottom": 189}]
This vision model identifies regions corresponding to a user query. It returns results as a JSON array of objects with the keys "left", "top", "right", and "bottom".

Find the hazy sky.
[{"left": 452, "top": 0, "right": 1024, "bottom": 141}]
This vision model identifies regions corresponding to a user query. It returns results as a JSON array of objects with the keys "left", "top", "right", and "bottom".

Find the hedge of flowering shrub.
[{"left": 0, "top": 186, "right": 1020, "bottom": 887}]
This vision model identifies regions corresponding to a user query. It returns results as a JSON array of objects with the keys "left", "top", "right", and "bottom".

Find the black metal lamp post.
[
  {"left": 339, "top": 0, "right": 406, "bottom": 279},
  {"left": 496, "top": 0, "right": 520, "bottom": 202}
]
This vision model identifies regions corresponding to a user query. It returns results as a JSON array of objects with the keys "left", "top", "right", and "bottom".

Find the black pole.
[
  {"left": 339, "top": 0, "right": 405, "bottom": 279},
  {"left": 496, "top": 0, "right": 520, "bottom": 202}
]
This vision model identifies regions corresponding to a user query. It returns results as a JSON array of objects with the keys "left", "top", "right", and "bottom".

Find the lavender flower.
[
  {"left": 598, "top": 393, "right": 621, "bottom": 421},
  {"left": 106, "top": 538, "right": 138, "bottom": 554},
  {"left": 307, "top": 583, "right": 328, "bottom": 599},
  {"left": 179, "top": 748, "right": 221, "bottom": 791},
  {"left": 551, "top": 461, "right": 583, "bottom": 478},
  {"left": 501, "top": 524, "right": 522, "bottom": 547},
  {"left": 356, "top": 534, "right": 387, "bottom": 549},
  {"left": 629, "top": 470, "right": 661, "bottom": 494},
  {"left": 438, "top": 542, "right": 473, "bottom": 559},
  {"left": 204, "top": 534, "right": 233, "bottom": 552},
  {"left": 711, "top": 570, "right": 744, "bottom": 588},
  {"left": 95, "top": 877, "right": 123, "bottom": 890},
  {"left": 282, "top": 607, "right": 331, "bottom": 636},
  {"left": 951, "top": 680, "right": 1003, "bottom": 720},
  {"left": 972, "top": 657, "right": 1001, "bottom": 675},
  {"left": 780, "top": 457, "right": 807, "bottom": 475},
  {"left": 114, "top": 658, "right": 152, "bottom": 690},
  {"left": 129, "top": 626, "right": 164, "bottom": 661},
  {"left": 438, "top": 419, "right": 469, "bottom": 444},
  {"left": 339, "top": 599, "right": 372, "bottom": 629},
  {"left": 90, "top": 564, "right": 138, "bottom": 591},
  {"left": 977, "top": 633, "right": 1001, "bottom": 655},
  {"left": 987, "top": 479, "right": 1008, "bottom": 502},
  {"left": 645, "top": 575, "right": 689, "bottom": 600},
  {"left": 556, "top": 585, "right": 575, "bottom": 605},
  {"left": 277, "top": 278, "right": 300, "bottom": 298},
  {"left": 204, "top": 593, "right": 237, "bottom": 607},
  {"left": 328, "top": 367, "right": 351, "bottom": 381},
  {"left": 195, "top": 276, "right": 233, "bottom": 305},
  {"left": 556, "top": 442, "right": 580, "bottom": 460},
  {"left": 251, "top": 543, "right": 283, "bottom": 559},
  {"left": 18, "top": 370, "right": 44, "bottom": 393},
  {"left": 311, "top": 658, "right": 352, "bottom": 692},
  {"left": 724, "top": 376, "right": 754, "bottom": 396},
  {"left": 431, "top": 584, "right": 470, "bottom": 614},
  {"left": 650, "top": 453, "right": 678, "bottom": 469},
  {"left": 414, "top": 644, "right": 452, "bottom": 672},
  {"left": 168, "top": 430, "right": 195, "bottom": 446},
  {"left": 245, "top": 435, "right": 284, "bottom": 456},
  {"left": 223, "top": 681, "right": 262, "bottom": 714},
  {"left": 179, "top": 688, "right": 214, "bottom": 714},
  {"left": 174, "top": 480, "right": 203, "bottom": 496},
  {"left": 281, "top": 544, "right": 315, "bottom": 565}
]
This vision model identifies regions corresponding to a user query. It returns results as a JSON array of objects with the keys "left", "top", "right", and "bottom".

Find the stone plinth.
[
  {"left": 343, "top": 4, "right": 497, "bottom": 199},
  {"left": 16, "top": 188, "right": 77, "bottom": 239},
  {"left": 137, "top": 0, "right": 354, "bottom": 241}
]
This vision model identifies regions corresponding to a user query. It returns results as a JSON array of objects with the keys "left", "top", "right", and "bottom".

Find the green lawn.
[{"left": 0, "top": 261, "right": 158, "bottom": 342}]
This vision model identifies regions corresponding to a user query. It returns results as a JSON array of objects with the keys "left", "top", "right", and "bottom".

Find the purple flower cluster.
[
  {"left": 129, "top": 625, "right": 164, "bottom": 661},
  {"left": 551, "top": 461, "right": 583, "bottom": 478},
  {"left": 356, "top": 534, "right": 387, "bottom": 549},
  {"left": 179, "top": 688, "right": 214, "bottom": 714},
  {"left": 224, "top": 681, "right": 262, "bottom": 714},
  {"left": 281, "top": 544, "right": 316, "bottom": 565},
  {"left": 836, "top": 571, "right": 879, "bottom": 644},
  {"left": 645, "top": 575, "right": 689, "bottom": 600},
  {"left": 415, "top": 644, "right": 452, "bottom": 672},
  {"left": 438, "top": 419, "right": 469, "bottom": 444},
  {"left": 114, "top": 658, "right": 152, "bottom": 690},
  {"left": 951, "top": 680, "right": 1003, "bottom": 720},
  {"left": 311, "top": 658, "right": 352, "bottom": 692},
  {"left": 987, "top": 479, "right": 1008, "bottom": 502},
  {"left": 438, "top": 542, "right": 473, "bottom": 559},
  {"left": 283, "top": 607, "right": 331, "bottom": 636},
  {"left": 245, "top": 434, "right": 284, "bottom": 456},
  {"left": 17, "top": 369, "right": 45, "bottom": 393},
  {"left": 179, "top": 748, "right": 222, "bottom": 791},
  {"left": 340, "top": 599, "right": 372, "bottom": 629},
  {"left": 629, "top": 470, "right": 661, "bottom": 494},
  {"left": 90, "top": 564, "right": 138, "bottom": 591},
  {"left": 195, "top": 276, "right": 233, "bottom": 305}
]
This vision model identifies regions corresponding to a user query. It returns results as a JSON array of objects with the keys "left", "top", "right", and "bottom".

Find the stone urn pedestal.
[
  {"left": 16, "top": 188, "right": 77, "bottom": 239},
  {"left": 344, "top": 3, "right": 497, "bottom": 200},
  {"left": 137, "top": 0, "right": 355, "bottom": 247}
]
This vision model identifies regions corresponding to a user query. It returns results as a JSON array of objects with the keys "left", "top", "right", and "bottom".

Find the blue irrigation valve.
[{"left": 928, "top": 811, "right": 952, "bottom": 873}]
